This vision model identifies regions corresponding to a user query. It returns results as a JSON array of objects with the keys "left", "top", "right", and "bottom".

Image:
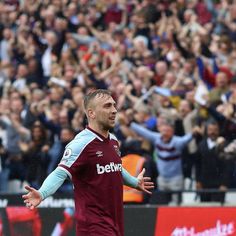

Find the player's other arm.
[
  {"left": 122, "top": 167, "right": 154, "bottom": 194},
  {"left": 22, "top": 167, "right": 68, "bottom": 209}
]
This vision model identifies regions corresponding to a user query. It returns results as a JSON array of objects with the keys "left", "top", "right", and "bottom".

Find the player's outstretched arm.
[
  {"left": 22, "top": 167, "right": 68, "bottom": 209},
  {"left": 136, "top": 168, "right": 154, "bottom": 194},
  {"left": 122, "top": 167, "right": 154, "bottom": 194}
]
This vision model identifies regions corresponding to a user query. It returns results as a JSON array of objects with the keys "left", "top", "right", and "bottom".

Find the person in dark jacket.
[
  {"left": 196, "top": 120, "right": 232, "bottom": 202},
  {"left": 22, "top": 122, "right": 50, "bottom": 188}
]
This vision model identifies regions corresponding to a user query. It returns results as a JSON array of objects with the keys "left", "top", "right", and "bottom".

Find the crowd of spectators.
[{"left": 0, "top": 0, "right": 236, "bottom": 204}]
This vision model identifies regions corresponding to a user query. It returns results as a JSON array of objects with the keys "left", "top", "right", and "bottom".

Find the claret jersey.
[{"left": 58, "top": 127, "right": 123, "bottom": 236}]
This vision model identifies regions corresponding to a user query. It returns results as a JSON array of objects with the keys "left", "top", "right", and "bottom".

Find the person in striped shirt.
[{"left": 130, "top": 119, "right": 201, "bottom": 204}]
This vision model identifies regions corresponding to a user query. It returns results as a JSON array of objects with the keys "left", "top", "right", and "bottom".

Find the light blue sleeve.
[
  {"left": 122, "top": 167, "right": 138, "bottom": 188},
  {"left": 175, "top": 133, "right": 193, "bottom": 150},
  {"left": 38, "top": 167, "right": 69, "bottom": 200},
  {"left": 130, "top": 122, "right": 159, "bottom": 144}
]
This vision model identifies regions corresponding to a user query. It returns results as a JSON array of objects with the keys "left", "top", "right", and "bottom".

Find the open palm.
[
  {"left": 136, "top": 168, "right": 154, "bottom": 194},
  {"left": 22, "top": 185, "right": 42, "bottom": 210}
]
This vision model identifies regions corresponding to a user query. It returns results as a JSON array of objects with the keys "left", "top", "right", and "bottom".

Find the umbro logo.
[{"left": 96, "top": 151, "right": 103, "bottom": 157}]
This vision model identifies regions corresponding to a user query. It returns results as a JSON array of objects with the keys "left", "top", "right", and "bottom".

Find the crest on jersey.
[
  {"left": 63, "top": 148, "right": 72, "bottom": 159},
  {"left": 113, "top": 145, "right": 121, "bottom": 157}
]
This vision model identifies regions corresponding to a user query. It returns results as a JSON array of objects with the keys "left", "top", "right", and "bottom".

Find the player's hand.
[
  {"left": 136, "top": 168, "right": 154, "bottom": 194},
  {"left": 22, "top": 185, "right": 42, "bottom": 210}
]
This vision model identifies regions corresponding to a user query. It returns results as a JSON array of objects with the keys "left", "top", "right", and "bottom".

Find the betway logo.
[
  {"left": 171, "top": 220, "right": 235, "bottom": 236},
  {"left": 96, "top": 162, "right": 122, "bottom": 174}
]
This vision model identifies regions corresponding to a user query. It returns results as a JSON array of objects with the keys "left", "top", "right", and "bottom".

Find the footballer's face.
[{"left": 92, "top": 94, "right": 117, "bottom": 131}]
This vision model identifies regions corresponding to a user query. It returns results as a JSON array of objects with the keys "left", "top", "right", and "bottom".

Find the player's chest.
[{"left": 85, "top": 140, "right": 121, "bottom": 165}]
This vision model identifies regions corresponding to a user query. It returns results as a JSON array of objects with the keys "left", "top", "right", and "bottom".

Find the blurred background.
[{"left": 0, "top": 0, "right": 236, "bottom": 235}]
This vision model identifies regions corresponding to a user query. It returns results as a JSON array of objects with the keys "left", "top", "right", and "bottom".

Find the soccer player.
[{"left": 22, "top": 89, "right": 154, "bottom": 236}]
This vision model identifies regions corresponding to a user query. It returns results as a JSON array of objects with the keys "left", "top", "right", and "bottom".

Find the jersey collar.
[{"left": 86, "top": 126, "right": 110, "bottom": 141}]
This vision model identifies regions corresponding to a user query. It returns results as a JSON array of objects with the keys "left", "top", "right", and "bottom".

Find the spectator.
[
  {"left": 196, "top": 120, "right": 232, "bottom": 202},
  {"left": 129, "top": 119, "right": 201, "bottom": 204},
  {"left": 0, "top": 27, "right": 13, "bottom": 62},
  {"left": 204, "top": 76, "right": 236, "bottom": 141},
  {"left": 174, "top": 99, "right": 199, "bottom": 186},
  {"left": 208, "top": 71, "right": 229, "bottom": 106},
  {"left": 154, "top": 61, "right": 168, "bottom": 86},
  {"left": 0, "top": 137, "right": 9, "bottom": 192},
  {"left": 21, "top": 122, "right": 50, "bottom": 189},
  {"left": 0, "top": 110, "right": 30, "bottom": 156},
  {"left": 12, "top": 64, "right": 28, "bottom": 92}
]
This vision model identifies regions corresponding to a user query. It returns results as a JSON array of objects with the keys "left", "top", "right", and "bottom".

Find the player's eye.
[
  {"left": 104, "top": 103, "right": 111, "bottom": 108},
  {"left": 103, "top": 102, "right": 117, "bottom": 109}
]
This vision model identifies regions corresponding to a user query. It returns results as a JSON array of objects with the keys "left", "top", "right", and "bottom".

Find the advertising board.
[{"left": 155, "top": 207, "right": 236, "bottom": 236}]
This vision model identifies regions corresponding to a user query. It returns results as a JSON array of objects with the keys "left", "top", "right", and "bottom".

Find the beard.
[{"left": 99, "top": 119, "right": 115, "bottom": 131}]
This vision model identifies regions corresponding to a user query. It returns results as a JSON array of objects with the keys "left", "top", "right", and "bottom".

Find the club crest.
[
  {"left": 63, "top": 148, "right": 72, "bottom": 159},
  {"left": 113, "top": 145, "right": 121, "bottom": 157}
]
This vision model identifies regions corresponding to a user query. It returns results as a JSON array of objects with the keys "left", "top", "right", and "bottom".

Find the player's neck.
[{"left": 88, "top": 123, "right": 109, "bottom": 138}]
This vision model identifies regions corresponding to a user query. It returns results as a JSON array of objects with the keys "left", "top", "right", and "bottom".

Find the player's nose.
[{"left": 112, "top": 106, "right": 117, "bottom": 114}]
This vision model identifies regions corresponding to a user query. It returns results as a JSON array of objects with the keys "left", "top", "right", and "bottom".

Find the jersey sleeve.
[
  {"left": 122, "top": 167, "right": 138, "bottom": 188},
  {"left": 58, "top": 141, "right": 84, "bottom": 177},
  {"left": 58, "top": 133, "right": 95, "bottom": 177},
  {"left": 38, "top": 167, "right": 68, "bottom": 200}
]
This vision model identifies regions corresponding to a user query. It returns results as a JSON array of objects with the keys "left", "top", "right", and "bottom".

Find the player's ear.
[{"left": 87, "top": 108, "right": 95, "bottom": 119}]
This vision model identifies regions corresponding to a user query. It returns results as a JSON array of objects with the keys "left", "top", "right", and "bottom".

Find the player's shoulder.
[
  {"left": 109, "top": 133, "right": 118, "bottom": 142},
  {"left": 66, "top": 129, "right": 96, "bottom": 151}
]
